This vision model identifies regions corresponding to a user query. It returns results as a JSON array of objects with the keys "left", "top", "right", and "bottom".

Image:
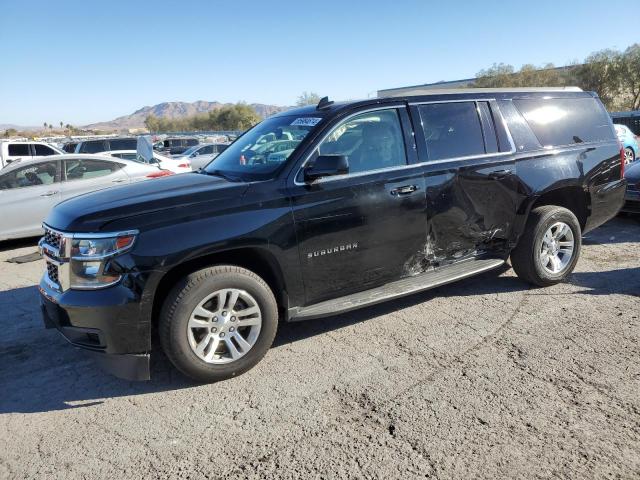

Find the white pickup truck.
[{"left": 0, "top": 141, "right": 64, "bottom": 168}]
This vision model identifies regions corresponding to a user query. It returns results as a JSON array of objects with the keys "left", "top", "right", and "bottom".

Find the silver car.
[
  {"left": 173, "top": 143, "right": 229, "bottom": 170},
  {"left": 0, "top": 154, "right": 171, "bottom": 240}
]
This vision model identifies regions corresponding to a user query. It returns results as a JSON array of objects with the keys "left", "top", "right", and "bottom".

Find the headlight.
[{"left": 69, "top": 233, "right": 136, "bottom": 289}]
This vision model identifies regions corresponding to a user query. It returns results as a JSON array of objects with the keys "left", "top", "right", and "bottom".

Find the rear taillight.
[
  {"left": 619, "top": 145, "right": 625, "bottom": 178},
  {"left": 146, "top": 170, "right": 173, "bottom": 178}
]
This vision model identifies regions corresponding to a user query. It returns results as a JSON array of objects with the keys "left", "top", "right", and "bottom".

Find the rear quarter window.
[
  {"left": 513, "top": 97, "right": 615, "bottom": 148},
  {"left": 79, "top": 140, "right": 107, "bottom": 153}
]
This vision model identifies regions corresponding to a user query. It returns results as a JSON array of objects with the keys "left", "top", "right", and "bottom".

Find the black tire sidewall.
[
  {"left": 162, "top": 268, "right": 278, "bottom": 381},
  {"left": 531, "top": 209, "right": 581, "bottom": 284}
]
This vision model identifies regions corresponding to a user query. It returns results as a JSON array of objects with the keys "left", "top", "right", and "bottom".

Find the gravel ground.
[{"left": 1, "top": 216, "right": 639, "bottom": 479}]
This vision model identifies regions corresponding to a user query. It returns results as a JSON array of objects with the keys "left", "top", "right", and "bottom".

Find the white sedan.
[
  {"left": 0, "top": 154, "right": 173, "bottom": 241},
  {"left": 107, "top": 150, "right": 192, "bottom": 174}
]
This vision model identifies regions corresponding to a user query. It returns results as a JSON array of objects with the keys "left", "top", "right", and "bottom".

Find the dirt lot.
[{"left": 0, "top": 217, "right": 639, "bottom": 479}]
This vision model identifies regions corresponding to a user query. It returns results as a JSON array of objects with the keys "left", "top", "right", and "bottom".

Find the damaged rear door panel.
[{"left": 410, "top": 99, "right": 523, "bottom": 269}]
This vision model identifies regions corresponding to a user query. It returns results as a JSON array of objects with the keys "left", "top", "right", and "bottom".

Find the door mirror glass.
[{"left": 304, "top": 155, "right": 349, "bottom": 181}]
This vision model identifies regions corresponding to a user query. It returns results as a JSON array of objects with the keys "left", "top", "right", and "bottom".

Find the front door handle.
[
  {"left": 390, "top": 185, "right": 418, "bottom": 196},
  {"left": 112, "top": 178, "right": 127, "bottom": 183},
  {"left": 40, "top": 190, "right": 59, "bottom": 197},
  {"left": 488, "top": 169, "right": 512, "bottom": 180}
]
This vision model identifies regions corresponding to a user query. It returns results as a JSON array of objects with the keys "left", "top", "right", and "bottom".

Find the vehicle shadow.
[
  {"left": 0, "top": 236, "right": 39, "bottom": 253},
  {"left": 582, "top": 215, "right": 639, "bottom": 245},
  {"left": 1, "top": 245, "right": 637, "bottom": 415}
]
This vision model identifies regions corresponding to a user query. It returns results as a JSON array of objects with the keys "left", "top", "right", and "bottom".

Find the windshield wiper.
[{"left": 203, "top": 169, "right": 242, "bottom": 182}]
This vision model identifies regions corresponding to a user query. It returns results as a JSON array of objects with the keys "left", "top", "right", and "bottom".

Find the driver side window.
[
  {"left": 317, "top": 109, "right": 407, "bottom": 174},
  {"left": 0, "top": 161, "right": 60, "bottom": 190}
]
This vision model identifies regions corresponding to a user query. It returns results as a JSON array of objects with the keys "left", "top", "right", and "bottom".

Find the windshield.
[{"left": 204, "top": 114, "right": 323, "bottom": 180}]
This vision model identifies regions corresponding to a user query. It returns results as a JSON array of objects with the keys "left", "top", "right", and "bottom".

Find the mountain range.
[{"left": 84, "top": 101, "right": 289, "bottom": 131}]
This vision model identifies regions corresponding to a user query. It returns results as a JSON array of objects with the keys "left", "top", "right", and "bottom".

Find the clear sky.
[{"left": 0, "top": 0, "right": 636, "bottom": 126}]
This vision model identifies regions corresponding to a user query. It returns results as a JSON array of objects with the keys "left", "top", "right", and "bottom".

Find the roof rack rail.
[
  {"left": 378, "top": 86, "right": 583, "bottom": 98},
  {"left": 316, "top": 96, "right": 334, "bottom": 110}
]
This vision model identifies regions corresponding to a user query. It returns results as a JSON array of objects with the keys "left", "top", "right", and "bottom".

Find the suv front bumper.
[{"left": 39, "top": 276, "right": 152, "bottom": 381}]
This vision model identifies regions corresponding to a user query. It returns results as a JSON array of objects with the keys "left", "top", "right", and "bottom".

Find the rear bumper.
[
  {"left": 39, "top": 275, "right": 152, "bottom": 381},
  {"left": 584, "top": 179, "right": 627, "bottom": 233}
]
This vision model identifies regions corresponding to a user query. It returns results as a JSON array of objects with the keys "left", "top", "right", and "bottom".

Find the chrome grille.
[
  {"left": 628, "top": 183, "right": 639, "bottom": 192},
  {"left": 46, "top": 261, "right": 59, "bottom": 286},
  {"left": 43, "top": 227, "right": 62, "bottom": 250}
]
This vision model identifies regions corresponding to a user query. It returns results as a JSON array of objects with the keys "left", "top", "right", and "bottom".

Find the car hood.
[{"left": 45, "top": 172, "right": 250, "bottom": 232}]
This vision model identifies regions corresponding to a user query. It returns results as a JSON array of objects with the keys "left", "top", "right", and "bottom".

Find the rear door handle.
[
  {"left": 112, "top": 179, "right": 127, "bottom": 183},
  {"left": 488, "top": 169, "right": 512, "bottom": 180},
  {"left": 39, "top": 190, "right": 59, "bottom": 197},
  {"left": 390, "top": 185, "right": 418, "bottom": 196}
]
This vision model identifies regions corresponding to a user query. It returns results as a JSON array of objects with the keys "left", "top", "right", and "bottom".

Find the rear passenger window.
[
  {"left": 513, "top": 97, "right": 615, "bottom": 147},
  {"left": 8, "top": 144, "right": 30, "bottom": 156},
  {"left": 64, "top": 159, "right": 121, "bottom": 181},
  {"left": 418, "top": 102, "right": 486, "bottom": 160},
  {"left": 317, "top": 109, "right": 407, "bottom": 174},
  {"left": 34, "top": 144, "right": 57, "bottom": 156}
]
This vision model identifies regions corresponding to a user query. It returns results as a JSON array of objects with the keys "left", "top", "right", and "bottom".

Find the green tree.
[
  {"left": 473, "top": 63, "right": 517, "bottom": 87},
  {"left": 296, "top": 91, "right": 321, "bottom": 106},
  {"left": 618, "top": 44, "right": 640, "bottom": 110},
  {"left": 574, "top": 49, "right": 622, "bottom": 109},
  {"left": 4, "top": 128, "right": 18, "bottom": 137},
  {"left": 144, "top": 114, "right": 160, "bottom": 133},
  {"left": 474, "top": 63, "right": 573, "bottom": 88}
]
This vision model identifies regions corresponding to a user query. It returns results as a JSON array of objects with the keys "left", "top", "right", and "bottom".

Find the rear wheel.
[
  {"left": 510, "top": 206, "right": 581, "bottom": 287},
  {"left": 159, "top": 265, "right": 278, "bottom": 382},
  {"left": 624, "top": 147, "right": 635, "bottom": 165}
]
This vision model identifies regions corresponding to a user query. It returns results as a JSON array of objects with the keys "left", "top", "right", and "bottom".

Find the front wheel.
[
  {"left": 510, "top": 206, "right": 582, "bottom": 287},
  {"left": 624, "top": 147, "right": 635, "bottom": 165},
  {"left": 159, "top": 265, "right": 278, "bottom": 382}
]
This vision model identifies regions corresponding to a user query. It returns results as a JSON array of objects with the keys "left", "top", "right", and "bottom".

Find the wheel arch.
[
  {"left": 520, "top": 185, "right": 590, "bottom": 232},
  {"left": 151, "top": 247, "right": 289, "bottom": 328}
]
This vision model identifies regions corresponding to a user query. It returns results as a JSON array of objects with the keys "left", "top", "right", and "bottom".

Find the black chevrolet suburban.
[{"left": 38, "top": 89, "right": 626, "bottom": 382}]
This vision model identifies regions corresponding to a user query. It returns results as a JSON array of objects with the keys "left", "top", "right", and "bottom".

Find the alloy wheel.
[{"left": 187, "top": 288, "right": 262, "bottom": 364}]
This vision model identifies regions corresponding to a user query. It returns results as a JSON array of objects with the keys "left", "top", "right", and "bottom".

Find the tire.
[
  {"left": 624, "top": 147, "right": 634, "bottom": 165},
  {"left": 510, "top": 206, "right": 582, "bottom": 287},
  {"left": 159, "top": 265, "right": 278, "bottom": 382}
]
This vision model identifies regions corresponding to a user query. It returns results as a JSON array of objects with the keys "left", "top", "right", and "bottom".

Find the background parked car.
[
  {"left": 622, "top": 160, "right": 640, "bottom": 214},
  {"left": 614, "top": 124, "right": 639, "bottom": 164},
  {"left": 0, "top": 154, "right": 172, "bottom": 240},
  {"left": 71, "top": 137, "right": 138, "bottom": 154},
  {"left": 157, "top": 137, "right": 199, "bottom": 155},
  {"left": 172, "top": 143, "right": 228, "bottom": 170},
  {"left": 0, "top": 141, "right": 63, "bottom": 168},
  {"left": 108, "top": 150, "right": 192, "bottom": 173}
]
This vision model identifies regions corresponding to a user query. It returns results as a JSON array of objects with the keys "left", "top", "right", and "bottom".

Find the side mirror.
[
  {"left": 193, "top": 151, "right": 199, "bottom": 157},
  {"left": 304, "top": 155, "right": 349, "bottom": 182}
]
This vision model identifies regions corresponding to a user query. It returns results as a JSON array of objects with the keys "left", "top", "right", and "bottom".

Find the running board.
[{"left": 288, "top": 258, "right": 505, "bottom": 321}]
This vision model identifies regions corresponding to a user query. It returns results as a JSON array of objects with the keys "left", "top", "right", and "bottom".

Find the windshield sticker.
[{"left": 291, "top": 117, "right": 322, "bottom": 127}]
